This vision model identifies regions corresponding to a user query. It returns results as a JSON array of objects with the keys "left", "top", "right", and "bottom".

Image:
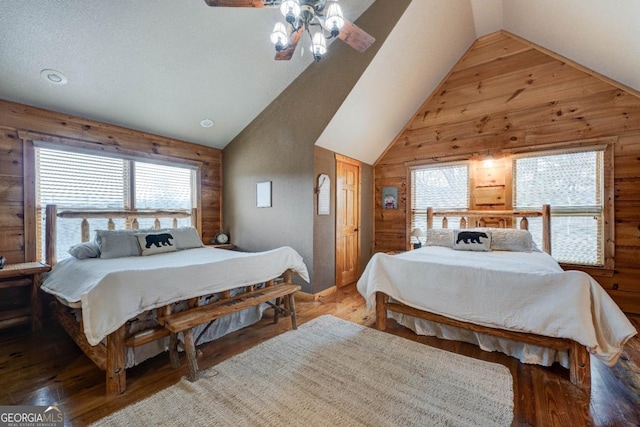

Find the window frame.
[
  {"left": 407, "top": 159, "right": 471, "bottom": 248},
  {"left": 20, "top": 131, "right": 203, "bottom": 263},
  {"left": 506, "top": 138, "right": 615, "bottom": 273}
]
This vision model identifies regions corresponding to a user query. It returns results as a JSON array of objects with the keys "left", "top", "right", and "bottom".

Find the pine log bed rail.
[
  {"left": 375, "top": 204, "right": 592, "bottom": 393},
  {"left": 43, "top": 204, "right": 299, "bottom": 395}
]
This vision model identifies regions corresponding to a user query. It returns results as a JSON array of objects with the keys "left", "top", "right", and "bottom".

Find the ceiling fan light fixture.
[{"left": 270, "top": 22, "right": 289, "bottom": 50}]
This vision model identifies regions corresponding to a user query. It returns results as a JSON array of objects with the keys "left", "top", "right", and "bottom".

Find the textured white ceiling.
[
  {"left": 0, "top": 0, "right": 638, "bottom": 162},
  {"left": 0, "top": 0, "right": 373, "bottom": 149}
]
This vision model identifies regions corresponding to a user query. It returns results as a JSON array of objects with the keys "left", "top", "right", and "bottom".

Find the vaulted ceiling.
[{"left": 0, "top": 1, "right": 638, "bottom": 165}]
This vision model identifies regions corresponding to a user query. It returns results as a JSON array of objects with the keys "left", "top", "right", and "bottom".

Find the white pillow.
[
  {"left": 136, "top": 232, "right": 178, "bottom": 256},
  {"left": 68, "top": 241, "right": 100, "bottom": 259},
  {"left": 95, "top": 230, "right": 140, "bottom": 259},
  {"left": 425, "top": 229, "right": 454, "bottom": 248},
  {"left": 453, "top": 230, "right": 492, "bottom": 252}
]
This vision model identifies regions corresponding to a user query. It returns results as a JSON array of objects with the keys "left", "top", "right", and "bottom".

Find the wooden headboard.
[
  {"left": 426, "top": 204, "right": 551, "bottom": 254},
  {"left": 44, "top": 204, "right": 198, "bottom": 266}
]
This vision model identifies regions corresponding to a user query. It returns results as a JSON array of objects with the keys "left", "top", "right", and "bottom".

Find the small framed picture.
[
  {"left": 256, "top": 181, "right": 272, "bottom": 208},
  {"left": 382, "top": 186, "right": 398, "bottom": 209}
]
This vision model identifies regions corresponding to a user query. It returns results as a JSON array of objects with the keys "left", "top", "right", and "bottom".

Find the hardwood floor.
[{"left": 1, "top": 285, "right": 639, "bottom": 426}]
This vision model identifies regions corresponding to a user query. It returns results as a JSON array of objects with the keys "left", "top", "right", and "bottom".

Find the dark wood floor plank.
[{"left": 0, "top": 285, "right": 638, "bottom": 426}]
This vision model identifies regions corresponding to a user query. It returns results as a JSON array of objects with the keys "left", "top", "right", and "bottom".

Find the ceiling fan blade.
[
  {"left": 338, "top": 19, "right": 375, "bottom": 53},
  {"left": 275, "top": 25, "right": 304, "bottom": 61},
  {"left": 204, "top": 0, "right": 272, "bottom": 7}
]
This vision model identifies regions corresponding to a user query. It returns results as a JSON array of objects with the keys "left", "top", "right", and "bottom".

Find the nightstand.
[
  {"left": 207, "top": 244, "right": 236, "bottom": 250},
  {"left": 0, "top": 262, "right": 51, "bottom": 331}
]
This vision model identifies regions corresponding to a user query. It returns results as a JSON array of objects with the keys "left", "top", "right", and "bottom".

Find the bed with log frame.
[
  {"left": 360, "top": 205, "right": 637, "bottom": 394},
  {"left": 42, "top": 204, "right": 307, "bottom": 395}
]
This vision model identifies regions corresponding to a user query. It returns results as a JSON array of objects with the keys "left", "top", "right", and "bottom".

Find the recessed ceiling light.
[
  {"left": 200, "top": 119, "right": 214, "bottom": 128},
  {"left": 40, "top": 69, "right": 68, "bottom": 85}
]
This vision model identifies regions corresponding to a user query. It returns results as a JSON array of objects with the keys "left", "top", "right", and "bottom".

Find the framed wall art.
[
  {"left": 382, "top": 186, "right": 398, "bottom": 209},
  {"left": 256, "top": 181, "right": 272, "bottom": 208}
]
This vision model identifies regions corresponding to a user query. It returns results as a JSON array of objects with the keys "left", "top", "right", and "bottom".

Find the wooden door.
[{"left": 336, "top": 156, "right": 360, "bottom": 287}]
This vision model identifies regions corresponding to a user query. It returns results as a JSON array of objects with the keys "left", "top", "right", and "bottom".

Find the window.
[
  {"left": 410, "top": 163, "right": 469, "bottom": 240},
  {"left": 513, "top": 148, "right": 604, "bottom": 266},
  {"left": 35, "top": 146, "right": 197, "bottom": 261}
]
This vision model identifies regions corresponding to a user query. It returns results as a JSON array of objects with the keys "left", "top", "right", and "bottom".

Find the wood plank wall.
[
  {"left": 374, "top": 31, "right": 640, "bottom": 314},
  {"left": 0, "top": 100, "right": 222, "bottom": 313}
]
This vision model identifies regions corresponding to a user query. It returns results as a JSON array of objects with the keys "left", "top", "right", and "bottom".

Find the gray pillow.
[
  {"left": 68, "top": 241, "right": 100, "bottom": 259},
  {"left": 453, "top": 230, "right": 492, "bottom": 252},
  {"left": 162, "top": 227, "right": 204, "bottom": 250},
  {"left": 95, "top": 230, "right": 141, "bottom": 259},
  {"left": 425, "top": 229, "right": 454, "bottom": 248},
  {"left": 481, "top": 228, "right": 533, "bottom": 252}
]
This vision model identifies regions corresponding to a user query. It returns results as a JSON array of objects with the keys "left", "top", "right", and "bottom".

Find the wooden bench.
[{"left": 163, "top": 282, "right": 301, "bottom": 381}]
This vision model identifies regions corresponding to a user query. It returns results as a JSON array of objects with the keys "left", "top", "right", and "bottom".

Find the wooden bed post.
[
  {"left": 542, "top": 204, "right": 551, "bottom": 254},
  {"left": 426, "top": 207, "right": 433, "bottom": 230},
  {"left": 569, "top": 340, "right": 591, "bottom": 393},
  {"left": 45, "top": 204, "right": 57, "bottom": 267},
  {"left": 283, "top": 269, "right": 294, "bottom": 284},
  {"left": 106, "top": 325, "right": 126, "bottom": 395},
  {"left": 375, "top": 292, "right": 387, "bottom": 330}
]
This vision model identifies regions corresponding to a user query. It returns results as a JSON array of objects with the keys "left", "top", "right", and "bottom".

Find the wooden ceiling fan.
[{"left": 204, "top": 0, "right": 375, "bottom": 61}]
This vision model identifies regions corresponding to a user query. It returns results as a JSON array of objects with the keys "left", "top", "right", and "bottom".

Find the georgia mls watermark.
[{"left": 0, "top": 406, "right": 64, "bottom": 427}]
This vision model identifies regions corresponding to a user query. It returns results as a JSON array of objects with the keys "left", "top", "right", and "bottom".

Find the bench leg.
[
  {"left": 183, "top": 329, "right": 199, "bottom": 382},
  {"left": 169, "top": 333, "right": 181, "bottom": 369},
  {"left": 287, "top": 293, "right": 298, "bottom": 330},
  {"left": 273, "top": 296, "right": 282, "bottom": 325}
]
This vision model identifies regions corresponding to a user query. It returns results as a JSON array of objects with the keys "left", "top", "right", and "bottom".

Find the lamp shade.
[
  {"left": 280, "top": 0, "right": 301, "bottom": 19},
  {"left": 410, "top": 228, "right": 425, "bottom": 238},
  {"left": 270, "top": 22, "right": 289, "bottom": 48},
  {"left": 311, "top": 31, "right": 327, "bottom": 59},
  {"left": 325, "top": 2, "right": 345, "bottom": 32}
]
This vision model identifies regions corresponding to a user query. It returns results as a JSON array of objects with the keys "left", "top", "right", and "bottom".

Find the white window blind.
[
  {"left": 514, "top": 149, "right": 604, "bottom": 266},
  {"left": 37, "top": 149, "right": 127, "bottom": 209},
  {"left": 134, "top": 162, "right": 193, "bottom": 230},
  {"left": 36, "top": 147, "right": 196, "bottom": 261},
  {"left": 411, "top": 163, "right": 469, "bottom": 241}
]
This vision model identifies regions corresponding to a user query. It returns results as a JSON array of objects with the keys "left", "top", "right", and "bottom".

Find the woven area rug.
[{"left": 92, "top": 315, "right": 514, "bottom": 427}]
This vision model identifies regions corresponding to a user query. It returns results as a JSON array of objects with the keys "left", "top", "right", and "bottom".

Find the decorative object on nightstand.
[
  {"left": 0, "top": 256, "right": 5, "bottom": 269},
  {"left": 411, "top": 228, "right": 425, "bottom": 249},
  {"left": 213, "top": 231, "right": 230, "bottom": 245},
  {"left": 0, "top": 262, "right": 51, "bottom": 331}
]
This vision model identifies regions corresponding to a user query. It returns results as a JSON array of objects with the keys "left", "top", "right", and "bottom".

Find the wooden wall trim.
[{"left": 19, "top": 131, "right": 205, "bottom": 169}]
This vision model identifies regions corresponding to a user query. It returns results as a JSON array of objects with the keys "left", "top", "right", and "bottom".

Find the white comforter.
[
  {"left": 42, "top": 246, "right": 309, "bottom": 345},
  {"left": 357, "top": 246, "right": 636, "bottom": 367}
]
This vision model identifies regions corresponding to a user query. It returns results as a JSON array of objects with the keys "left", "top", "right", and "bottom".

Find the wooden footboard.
[{"left": 375, "top": 291, "right": 591, "bottom": 393}]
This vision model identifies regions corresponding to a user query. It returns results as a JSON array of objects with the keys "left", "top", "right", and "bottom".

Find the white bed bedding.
[
  {"left": 42, "top": 246, "right": 309, "bottom": 345},
  {"left": 357, "top": 246, "right": 636, "bottom": 367}
]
